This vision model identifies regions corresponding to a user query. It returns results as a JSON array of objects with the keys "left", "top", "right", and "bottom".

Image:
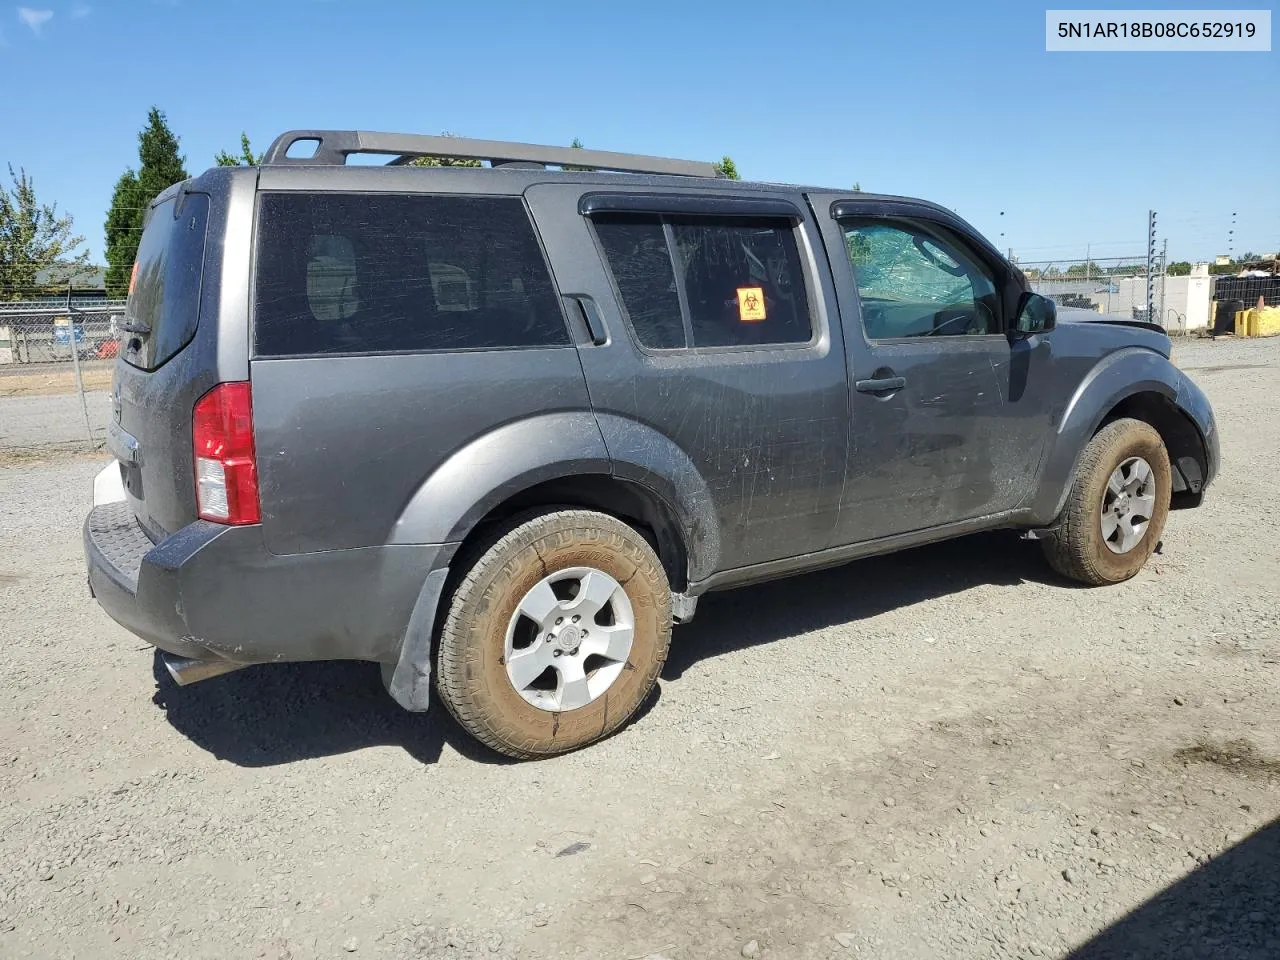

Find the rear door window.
[
  {"left": 253, "top": 194, "right": 569, "bottom": 356},
  {"left": 593, "top": 216, "right": 685, "bottom": 349},
  {"left": 123, "top": 193, "right": 210, "bottom": 370},
  {"left": 592, "top": 212, "right": 812, "bottom": 350}
]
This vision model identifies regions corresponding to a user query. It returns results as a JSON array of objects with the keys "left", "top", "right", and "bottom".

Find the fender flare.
[
  {"left": 388, "top": 412, "right": 612, "bottom": 546},
  {"left": 1028, "top": 348, "right": 1181, "bottom": 523},
  {"left": 383, "top": 412, "right": 720, "bottom": 712},
  {"left": 593, "top": 413, "right": 720, "bottom": 584},
  {"left": 387, "top": 411, "right": 720, "bottom": 581}
]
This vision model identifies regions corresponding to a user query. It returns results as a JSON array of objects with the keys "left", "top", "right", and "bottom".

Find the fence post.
[
  {"left": 1159, "top": 239, "right": 1168, "bottom": 330},
  {"left": 66, "top": 283, "right": 95, "bottom": 445}
]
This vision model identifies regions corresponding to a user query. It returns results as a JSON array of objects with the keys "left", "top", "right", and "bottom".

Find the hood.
[
  {"left": 1052, "top": 307, "right": 1172, "bottom": 357},
  {"left": 1054, "top": 307, "right": 1164, "bottom": 331}
]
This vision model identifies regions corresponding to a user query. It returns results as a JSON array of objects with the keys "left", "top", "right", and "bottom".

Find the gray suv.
[{"left": 84, "top": 130, "right": 1219, "bottom": 758}]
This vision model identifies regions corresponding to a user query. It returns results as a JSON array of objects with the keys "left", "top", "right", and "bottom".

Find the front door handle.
[{"left": 855, "top": 375, "right": 906, "bottom": 394}]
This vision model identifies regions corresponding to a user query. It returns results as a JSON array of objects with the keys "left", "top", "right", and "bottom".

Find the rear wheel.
[
  {"left": 1041, "top": 418, "right": 1171, "bottom": 585},
  {"left": 437, "top": 509, "right": 671, "bottom": 759}
]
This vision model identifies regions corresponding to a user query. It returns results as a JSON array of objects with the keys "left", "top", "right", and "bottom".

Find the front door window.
[{"left": 841, "top": 220, "right": 1001, "bottom": 339}]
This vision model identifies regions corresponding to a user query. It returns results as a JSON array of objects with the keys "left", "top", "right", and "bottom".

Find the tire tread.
[
  {"left": 1041, "top": 418, "right": 1170, "bottom": 585},
  {"left": 436, "top": 508, "right": 670, "bottom": 760}
]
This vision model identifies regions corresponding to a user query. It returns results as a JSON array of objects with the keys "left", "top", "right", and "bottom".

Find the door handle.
[
  {"left": 855, "top": 375, "right": 906, "bottom": 394},
  {"left": 565, "top": 295, "right": 608, "bottom": 346}
]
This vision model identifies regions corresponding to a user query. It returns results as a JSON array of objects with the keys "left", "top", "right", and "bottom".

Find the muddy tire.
[
  {"left": 437, "top": 509, "right": 671, "bottom": 759},
  {"left": 1041, "top": 418, "right": 1172, "bottom": 585}
]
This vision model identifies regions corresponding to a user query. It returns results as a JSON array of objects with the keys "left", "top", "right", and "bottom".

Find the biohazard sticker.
[{"left": 737, "top": 286, "right": 766, "bottom": 323}]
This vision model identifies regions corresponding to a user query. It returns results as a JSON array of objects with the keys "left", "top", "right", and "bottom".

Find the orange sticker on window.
[
  {"left": 128, "top": 261, "right": 138, "bottom": 298},
  {"left": 737, "top": 286, "right": 766, "bottom": 323}
]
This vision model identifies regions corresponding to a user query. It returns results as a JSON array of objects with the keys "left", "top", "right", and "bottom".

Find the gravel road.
[{"left": 1, "top": 336, "right": 1277, "bottom": 959}]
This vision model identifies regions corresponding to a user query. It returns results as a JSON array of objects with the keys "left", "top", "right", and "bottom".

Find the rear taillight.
[{"left": 193, "top": 382, "right": 260, "bottom": 525}]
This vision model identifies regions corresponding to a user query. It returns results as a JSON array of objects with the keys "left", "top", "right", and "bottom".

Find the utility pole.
[{"left": 1146, "top": 210, "right": 1158, "bottom": 322}]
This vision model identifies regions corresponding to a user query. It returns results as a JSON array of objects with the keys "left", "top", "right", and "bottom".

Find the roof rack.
[{"left": 263, "top": 130, "right": 724, "bottom": 178}]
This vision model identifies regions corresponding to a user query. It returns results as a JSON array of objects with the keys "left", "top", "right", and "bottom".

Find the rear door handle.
[
  {"left": 855, "top": 376, "right": 906, "bottom": 394},
  {"left": 565, "top": 295, "right": 608, "bottom": 346}
]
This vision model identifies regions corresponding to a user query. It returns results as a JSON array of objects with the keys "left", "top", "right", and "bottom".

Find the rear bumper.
[{"left": 84, "top": 502, "right": 454, "bottom": 665}]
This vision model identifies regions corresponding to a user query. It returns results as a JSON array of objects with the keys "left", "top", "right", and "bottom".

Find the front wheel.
[
  {"left": 436, "top": 509, "right": 671, "bottom": 759},
  {"left": 1041, "top": 418, "right": 1172, "bottom": 585}
]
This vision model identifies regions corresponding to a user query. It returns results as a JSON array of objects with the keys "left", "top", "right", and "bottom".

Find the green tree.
[
  {"left": 845, "top": 229, "right": 872, "bottom": 267},
  {"left": 104, "top": 108, "right": 189, "bottom": 296},
  {"left": 0, "top": 165, "right": 91, "bottom": 300},
  {"left": 215, "top": 132, "right": 262, "bottom": 167},
  {"left": 851, "top": 182, "right": 862, "bottom": 192},
  {"left": 1065, "top": 260, "right": 1104, "bottom": 278},
  {"left": 1166, "top": 261, "right": 1192, "bottom": 276},
  {"left": 563, "top": 136, "right": 593, "bottom": 172},
  {"left": 407, "top": 132, "right": 483, "bottom": 168},
  {"left": 103, "top": 171, "right": 141, "bottom": 297},
  {"left": 714, "top": 155, "right": 741, "bottom": 180}
]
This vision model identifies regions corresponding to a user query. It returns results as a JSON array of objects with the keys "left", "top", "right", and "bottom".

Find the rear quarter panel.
[{"left": 252, "top": 349, "right": 595, "bottom": 554}]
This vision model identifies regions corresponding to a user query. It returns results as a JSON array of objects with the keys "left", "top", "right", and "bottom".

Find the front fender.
[
  {"left": 388, "top": 412, "right": 611, "bottom": 545},
  {"left": 1176, "top": 371, "right": 1219, "bottom": 487},
  {"left": 1027, "top": 348, "right": 1180, "bottom": 523}
]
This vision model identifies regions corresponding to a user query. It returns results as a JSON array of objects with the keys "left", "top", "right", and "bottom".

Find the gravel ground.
[
  {"left": 0, "top": 391, "right": 109, "bottom": 450},
  {"left": 1, "top": 336, "right": 1277, "bottom": 960}
]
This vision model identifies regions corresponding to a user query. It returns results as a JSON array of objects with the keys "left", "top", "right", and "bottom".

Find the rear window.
[
  {"left": 253, "top": 194, "right": 569, "bottom": 356},
  {"left": 123, "top": 193, "right": 210, "bottom": 370},
  {"left": 593, "top": 213, "right": 812, "bottom": 350}
]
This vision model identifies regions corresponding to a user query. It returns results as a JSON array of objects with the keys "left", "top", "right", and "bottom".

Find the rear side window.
[
  {"left": 593, "top": 213, "right": 812, "bottom": 350},
  {"left": 123, "top": 193, "right": 210, "bottom": 370},
  {"left": 254, "top": 194, "right": 568, "bottom": 356}
]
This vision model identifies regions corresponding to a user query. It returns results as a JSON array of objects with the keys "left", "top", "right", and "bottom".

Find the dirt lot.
[
  {"left": 0, "top": 364, "right": 111, "bottom": 451},
  {"left": 0, "top": 365, "right": 113, "bottom": 399},
  {"left": 1, "top": 337, "right": 1277, "bottom": 960}
]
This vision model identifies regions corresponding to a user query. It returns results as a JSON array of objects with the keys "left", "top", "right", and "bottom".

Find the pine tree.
[
  {"left": 104, "top": 108, "right": 190, "bottom": 297},
  {"left": 103, "top": 170, "right": 140, "bottom": 297}
]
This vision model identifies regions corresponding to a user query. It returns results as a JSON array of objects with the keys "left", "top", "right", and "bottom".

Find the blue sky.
[{"left": 1, "top": 0, "right": 1275, "bottom": 264}]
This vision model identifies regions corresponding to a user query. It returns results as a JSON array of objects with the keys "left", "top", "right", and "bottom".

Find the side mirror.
[{"left": 1014, "top": 292, "right": 1056, "bottom": 335}]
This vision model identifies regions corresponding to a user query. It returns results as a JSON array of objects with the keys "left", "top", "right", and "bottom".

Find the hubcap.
[
  {"left": 503, "top": 567, "right": 635, "bottom": 712},
  {"left": 1101, "top": 456, "right": 1157, "bottom": 555}
]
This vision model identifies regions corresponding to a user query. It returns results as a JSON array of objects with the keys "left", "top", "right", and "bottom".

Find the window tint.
[
  {"left": 593, "top": 212, "right": 812, "bottom": 350},
  {"left": 123, "top": 193, "right": 210, "bottom": 370},
  {"left": 254, "top": 194, "right": 568, "bottom": 356},
  {"left": 673, "top": 219, "right": 811, "bottom": 348},
  {"left": 841, "top": 219, "right": 1000, "bottom": 339},
  {"left": 593, "top": 216, "right": 685, "bottom": 349}
]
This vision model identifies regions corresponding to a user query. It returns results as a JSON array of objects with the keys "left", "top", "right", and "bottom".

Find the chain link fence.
[
  {"left": 1020, "top": 256, "right": 1166, "bottom": 322},
  {"left": 0, "top": 289, "right": 124, "bottom": 451},
  {"left": 1016, "top": 256, "right": 1232, "bottom": 334}
]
